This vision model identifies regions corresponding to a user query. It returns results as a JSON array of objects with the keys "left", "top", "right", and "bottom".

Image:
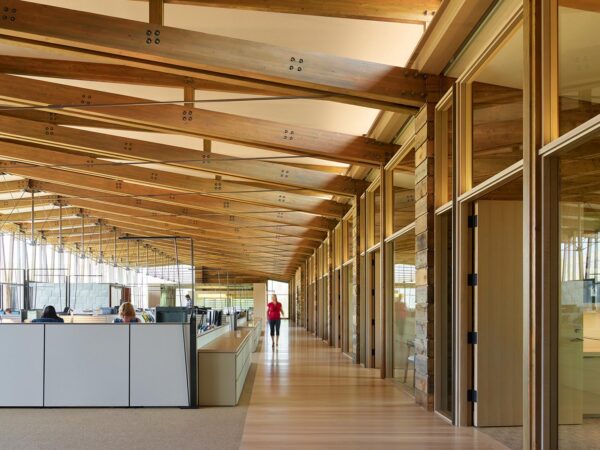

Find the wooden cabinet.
[{"left": 197, "top": 321, "right": 261, "bottom": 406}]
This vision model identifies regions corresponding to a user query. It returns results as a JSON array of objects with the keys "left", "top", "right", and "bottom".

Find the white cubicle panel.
[
  {"left": 44, "top": 325, "right": 129, "bottom": 407},
  {"left": 129, "top": 324, "right": 189, "bottom": 407},
  {"left": 0, "top": 325, "right": 44, "bottom": 406}
]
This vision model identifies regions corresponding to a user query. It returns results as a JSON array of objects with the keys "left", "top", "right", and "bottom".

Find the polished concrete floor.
[
  {"left": 0, "top": 322, "right": 512, "bottom": 449},
  {"left": 240, "top": 322, "right": 508, "bottom": 449}
]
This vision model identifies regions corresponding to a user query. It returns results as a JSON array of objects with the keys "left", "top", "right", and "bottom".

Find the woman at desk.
[
  {"left": 113, "top": 302, "right": 140, "bottom": 323},
  {"left": 32, "top": 305, "right": 64, "bottom": 323}
]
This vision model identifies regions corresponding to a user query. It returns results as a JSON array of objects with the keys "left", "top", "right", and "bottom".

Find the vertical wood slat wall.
[{"left": 414, "top": 103, "right": 435, "bottom": 410}]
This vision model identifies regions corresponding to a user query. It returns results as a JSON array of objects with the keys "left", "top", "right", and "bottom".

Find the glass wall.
[
  {"left": 0, "top": 232, "right": 179, "bottom": 311},
  {"left": 267, "top": 279, "right": 289, "bottom": 317},
  {"left": 556, "top": 130, "right": 600, "bottom": 448},
  {"left": 471, "top": 25, "right": 524, "bottom": 189},
  {"left": 345, "top": 263, "right": 356, "bottom": 357},
  {"left": 393, "top": 153, "right": 416, "bottom": 233},
  {"left": 391, "top": 231, "right": 416, "bottom": 393},
  {"left": 559, "top": 2, "right": 600, "bottom": 135}
]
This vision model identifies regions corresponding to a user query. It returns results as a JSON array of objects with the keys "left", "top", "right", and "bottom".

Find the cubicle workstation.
[{"left": 0, "top": 322, "right": 193, "bottom": 408}]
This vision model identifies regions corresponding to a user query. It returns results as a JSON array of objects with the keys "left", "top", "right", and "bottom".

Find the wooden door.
[{"left": 473, "top": 200, "right": 523, "bottom": 427}]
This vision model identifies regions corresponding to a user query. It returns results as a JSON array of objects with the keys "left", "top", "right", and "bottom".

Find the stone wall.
[{"left": 413, "top": 104, "right": 435, "bottom": 410}]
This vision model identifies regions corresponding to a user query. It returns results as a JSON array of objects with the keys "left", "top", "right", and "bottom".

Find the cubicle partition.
[{"left": 0, "top": 323, "right": 191, "bottom": 407}]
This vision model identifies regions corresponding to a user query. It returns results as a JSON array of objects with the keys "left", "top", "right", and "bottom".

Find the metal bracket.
[
  {"left": 468, "top": 214, "right": 478, "bottom": 228},
  {"left": 145, "top": 28, "right": 161, "bottom": 45},
  {"left": 467, "top": 331, "right": 478, "bottom": 345},
  {"left": 80, "top": 93, "right": 92, "bottom": 105},
  {"left": 288, "top": 56, "right": 304, "bottom": 72},
  {"left": 467, "top": 273, "right": 478, "bottom": 286},
  {"left": 1, "top": 6, "right": 17, "bottom": 22},
  {"left": 467, "top": 389, "right": 478, "bottom": 403}
]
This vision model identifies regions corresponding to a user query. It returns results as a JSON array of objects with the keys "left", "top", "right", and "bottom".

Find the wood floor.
[{"left": 240, "top": 322, "right": 508, "bottom": 450}]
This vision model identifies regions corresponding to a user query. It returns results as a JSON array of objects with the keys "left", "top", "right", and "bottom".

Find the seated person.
[
  {"left": 3, "top": 308, "right": 12, "bottom": 315},
  {"left": 113, "top": 302, "right": 140, "bottom": 323},
  {"left": 32, "top": 305, "right": 65, "bottom": 323}
]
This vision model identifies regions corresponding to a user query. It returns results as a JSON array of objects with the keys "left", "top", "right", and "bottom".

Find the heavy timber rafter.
[
  {"left": 0, "top": 142, "right": 348, "bottom": 217},
  {"left": 0, "top": 115, "right": 367, "bottom": 196},
  {"left": 10, "top": 169, "right": 337, "bottom": 231},
  {"left": 0, "top": 0, "right": 436, "bottom": 111},
  {"left": 0, "top": 74, "right": 394, "bottom": 166}
]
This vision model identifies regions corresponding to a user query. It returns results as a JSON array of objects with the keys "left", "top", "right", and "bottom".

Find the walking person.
[{"left": 267, "top": 294, "right": 284, "bottom": 348}]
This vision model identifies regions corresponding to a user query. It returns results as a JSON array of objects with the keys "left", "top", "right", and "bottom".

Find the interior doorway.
[
  {"left": 471, "top": 198, "right": 523, "bottom": 427},
  {"left": 366, "top": 249, "right": 381, "bottom": 369}
]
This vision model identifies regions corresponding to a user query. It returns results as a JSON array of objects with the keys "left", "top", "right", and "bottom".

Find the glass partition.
[
  {"left": 391, "top": 230, "right": 416, "bottom": 393},
  {"left": 345, "top": 263, "right": 356, "bottom": 357},
  {"left": 471, "top": 25, "right": 524, "bottom": 189},
  {"left": 555, "top": 128, "right": 600, "bottom": 448},
  {"left": 393, "top": 150, "right": 416, "bottom": 233},
  {"left": 558, "top": 3, "right": 600, "bottom": 135},
  {"left": 373, "top": 185, "right": 381, "bottom": 246}
]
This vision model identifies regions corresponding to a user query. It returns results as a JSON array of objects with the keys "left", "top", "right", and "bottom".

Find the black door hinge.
[
  {"left": 467, "top": 389, "right": 478, "bottom": 403},
  {"left": 371, "top": 288, "right": 375, "bottom": 296},
  {"left": 467, "top": 273, "right": 478, "bottom": 286},
  {"left": 467, "top": 331, "right": 478, "bottom": 344},
  {"left": 371, "top": 349, "right": 375, "bottom": 356},
  {"left": 468, "top": 214, "right": 478, "bottom": 228},
  {"left": 371, "top": 318, "right": 375, "bottom": 326}
]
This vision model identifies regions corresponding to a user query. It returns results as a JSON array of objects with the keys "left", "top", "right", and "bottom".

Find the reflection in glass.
[
  {"left": 373, "top": 186, "right": 381, "bottom": 245},
  {"left": 345, "top": 264, "right": 356, "bottom": 357},
  {"left": 438, "top": 211, "right": 454, "bottom": 419},
  {"left": 393, "top": 152, "right": 416, "bottom": 233},
  {"left": 471, "top": 25, "right": 523, "bottom": 188},
  {"left": 392, "top": 231, "right": 416, "bottom": 393},
  {"left": 558, "top": 132, "right": 600, "bottom": 448},
  {"left": 346, "top": 215, "right": 354, "bottom": 262},
  {"left": 559, "top": 4, "right": 600, "bottom": 135}
]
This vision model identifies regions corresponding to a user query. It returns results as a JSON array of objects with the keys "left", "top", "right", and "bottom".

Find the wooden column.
[
  {"left": 353, "top": 195, "right": 362, "bottom": 364},
  {"left": 149, "top": 0, "right": 164, "bottom": 25},
  {"left": 524, "top": 0, "right": 552, "bottom": 448},
  {"left": 414, "top": 103, "right": 435, "bottom": 410},
  {"left": 379, "top": 165, "right": 387, "bottom": 379},
  {"left": 328, "top": 231, "right": 334, "bottom": 345}
]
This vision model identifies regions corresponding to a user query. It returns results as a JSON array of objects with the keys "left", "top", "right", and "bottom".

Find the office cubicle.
[{"left": 0, "top": 323, "right": 192, "bottom": 407}]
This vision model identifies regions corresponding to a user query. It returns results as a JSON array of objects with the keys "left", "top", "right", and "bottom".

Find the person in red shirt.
[{"left": 267, "top": 294, "right": 284, "bottom": 348}]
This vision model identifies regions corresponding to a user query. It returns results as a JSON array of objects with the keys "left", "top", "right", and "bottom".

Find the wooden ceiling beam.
[
  {"left": 0, "top": 115, "right": 366, "bottom": 196},
  {"left": 29, "top": 181, "right": 326, "bottom": 240},
  {"left": 21, "top": 170, "right": 335, "bottom": 230},
  {"left": 76, "top": 210, "right": 319, "bottom": 250},
  {"left": 0, "top": 56, "right": 283, "bottom": 96},
  {"left": 0, "top": 178, "right": 28, "bottom": 193},
  {"left": 0, "top": 194, "right": 60, "bottom": 210},
  {"left": 137, "top": 0, "right": 440, "bottom": 24},
  {"left": 0, "top": 1, "right": 430, "bottom": 111},
  {"left": 66, "top": 195, "right": 325, "bottom": 242},
  {"left": 0, "top": 142, "right": 348, "bottom": 217},
  {"left": 59, "top": 234, "right": 304, "bottom": 263},
  {"left": 0, "top": 74, "right": 394, "bottom": 166},
  {"left": 1, "top": 207, "right": 81, "bottom": 222}
]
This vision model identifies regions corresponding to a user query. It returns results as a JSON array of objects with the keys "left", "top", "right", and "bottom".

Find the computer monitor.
[{"left": 155, "top": 306, "right": 188, "bottom": 323}]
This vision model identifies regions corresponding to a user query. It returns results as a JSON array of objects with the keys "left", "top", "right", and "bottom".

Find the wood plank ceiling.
[{"left": 0, "top": 0, "right": 439, "bottom": 283}]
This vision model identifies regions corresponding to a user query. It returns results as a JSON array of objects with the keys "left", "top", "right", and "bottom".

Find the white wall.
[{"left": 253, "top": 283, "right": 266, "bottom": 322}]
